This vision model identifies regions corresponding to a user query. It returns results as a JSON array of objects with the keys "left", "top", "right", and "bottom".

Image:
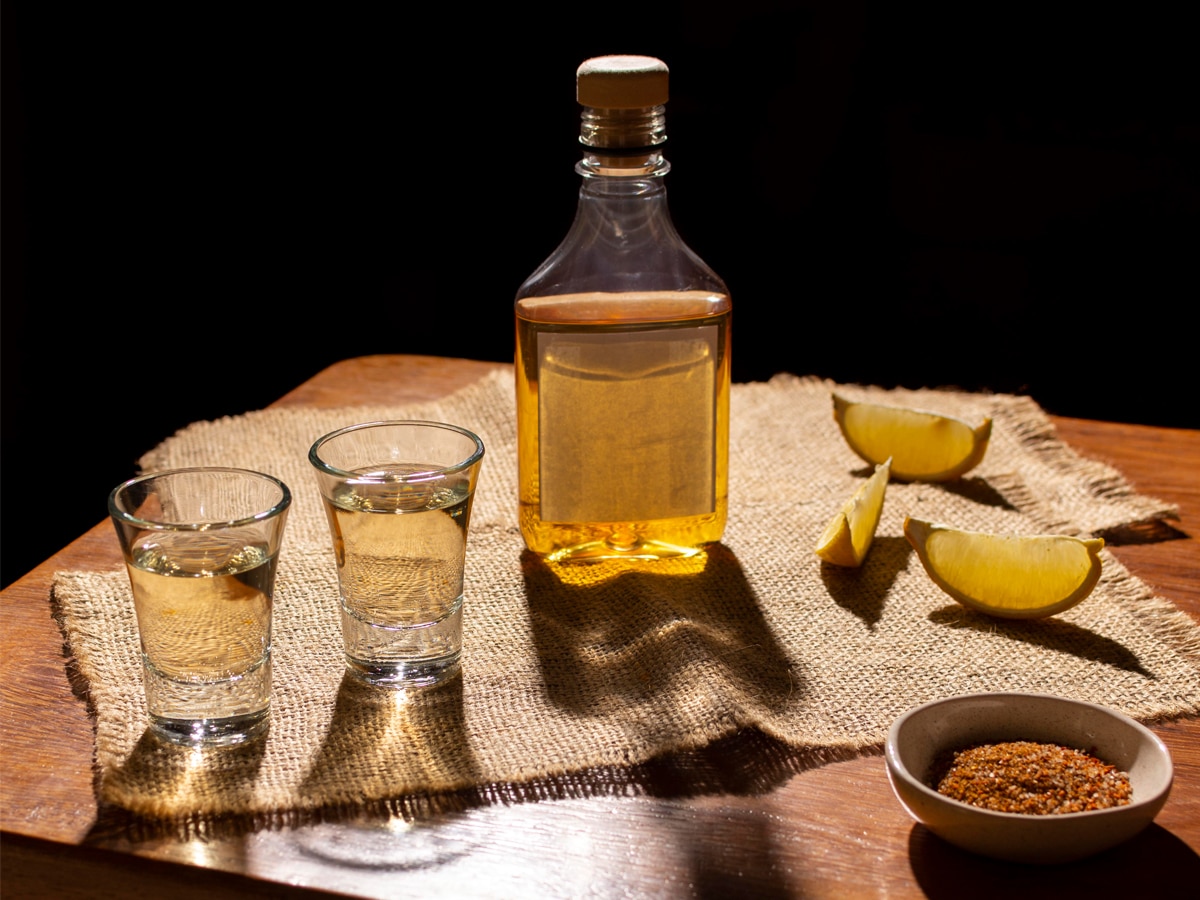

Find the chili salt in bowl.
[{"left": 885, "top": 692, "right": 1173, "bottom": 864}]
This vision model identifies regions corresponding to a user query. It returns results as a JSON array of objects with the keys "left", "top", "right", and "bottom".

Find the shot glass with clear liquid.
[
  {"left": 108, "top": 467, "right": 291, "bottom": 746},
  {"left": 309, "top": 420, "right": 485, "bottom": 688}
]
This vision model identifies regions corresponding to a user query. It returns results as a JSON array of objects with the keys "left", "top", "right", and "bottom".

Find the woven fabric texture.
[{"left": 53, "top": 369, "right": 1200, "bottom": 823}]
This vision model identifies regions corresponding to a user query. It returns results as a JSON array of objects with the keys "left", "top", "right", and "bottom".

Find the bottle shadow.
[{"left": 521, "top": 543, "right": 802, "bottom": 720}]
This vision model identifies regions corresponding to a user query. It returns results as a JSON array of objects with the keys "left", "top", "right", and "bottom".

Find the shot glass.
[
  {"left": 309, "top": 420, "right": 485, "bottom": 688},
  {"left": 108, "top": 467, "right": 291, "bottom": 746}
]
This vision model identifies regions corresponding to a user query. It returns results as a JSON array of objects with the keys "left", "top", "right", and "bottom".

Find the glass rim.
[
  {"left": 308, "top": 419, "right": 485, "bottom": 481},
  {"left": 107, "top": 466, "right": 292, "bottom": 531}
]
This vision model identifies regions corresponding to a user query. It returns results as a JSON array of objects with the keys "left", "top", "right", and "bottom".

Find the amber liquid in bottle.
[{"left": 516, "top": 289, "right": 730, "bottom": 560}]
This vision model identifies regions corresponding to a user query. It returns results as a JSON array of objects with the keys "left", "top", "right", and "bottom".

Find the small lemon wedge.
[
  {"left": 903, "top": 517, "right": 1105, "bottom": 619},
  {"left": 832, "top": 393, "right": 992, "bottom": 482},
  {"left": 816, "top": 458, "right": 891, "bottom": 567}
]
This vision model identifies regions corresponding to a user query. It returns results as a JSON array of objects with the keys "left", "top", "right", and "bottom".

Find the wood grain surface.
[{"left": 3, "top": 355, "right": 1197, "bottom": 899}]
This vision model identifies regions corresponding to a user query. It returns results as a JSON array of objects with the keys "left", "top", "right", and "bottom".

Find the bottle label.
[{"left": 538, "top": 326, "right": 718, "bottom": 522}]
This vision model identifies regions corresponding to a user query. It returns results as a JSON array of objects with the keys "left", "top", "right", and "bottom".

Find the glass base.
[
  {"left": 346, "top": 653, "right": 461, "bottom": 689},
  {"left": 150, "top": 707, "right": 270, "bottom": 746},
  {"left": 340, "top": 597, "right": 463, "bottom": 689}
]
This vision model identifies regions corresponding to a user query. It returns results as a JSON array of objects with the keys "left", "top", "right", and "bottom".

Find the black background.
[{"left": 3, "top": 2, "right": 1196, "bottom": 588}]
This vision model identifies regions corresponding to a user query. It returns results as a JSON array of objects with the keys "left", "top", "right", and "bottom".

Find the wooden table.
[{"left": 3, "top": 355, "right": 1198, "bottom": 898}]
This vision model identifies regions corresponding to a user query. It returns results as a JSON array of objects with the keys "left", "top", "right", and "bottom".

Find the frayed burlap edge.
[{"left": 51, "top": 369, "right": 1200, "bottom": 836}]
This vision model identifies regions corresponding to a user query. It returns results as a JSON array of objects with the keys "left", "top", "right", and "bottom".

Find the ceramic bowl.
[{"left": 885, "top": 692, "right": 1173, "bottom": 864}]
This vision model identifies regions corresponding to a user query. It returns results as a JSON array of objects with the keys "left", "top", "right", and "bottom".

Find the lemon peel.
[
  {"left": 832, "top": 393, "right": 992, "bottom": 482},
  {"left": 903, "top": 517, "right": 1105, "bottom": 619},
  {"left": 816, "top": 458, "right": 891, "bottom": 567}
]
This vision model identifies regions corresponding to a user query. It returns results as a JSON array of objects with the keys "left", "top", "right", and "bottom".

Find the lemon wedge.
[
  {"left": 832, "top": 393, "right": 992, "bottom": 481},
  {"left": 816, "top": 458, "right": 891, "bottom": 567},
  {"left": 903, "top": 517, "right": 1105, "bottom": 619}
]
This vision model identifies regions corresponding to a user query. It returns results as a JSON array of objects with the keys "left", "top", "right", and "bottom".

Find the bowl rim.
[{"left": 885, "top": 691, "right": 1174, "bottom": 820}]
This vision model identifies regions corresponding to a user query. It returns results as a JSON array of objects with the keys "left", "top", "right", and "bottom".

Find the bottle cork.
[{"left": 576, "top": 55, "right": 669, "bottom": 109}]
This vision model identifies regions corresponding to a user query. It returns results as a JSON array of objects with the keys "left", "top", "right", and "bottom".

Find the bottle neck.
[
  {"left": 577, "top": 104, "right": 670, "bottom": 178},
  {"left": 577, "top": 150, "right": 671, "bottom": 180}
]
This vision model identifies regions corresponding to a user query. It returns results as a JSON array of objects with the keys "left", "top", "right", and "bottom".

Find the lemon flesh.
[
  {"left": 816, "top": 459, "right": 891, "bottom": 567},
  {"left": 832, "top": 393, "right": 992, "bottom": 482},
  {"left": 904, "top": 517, "right": 1105, "bottom": 619}
]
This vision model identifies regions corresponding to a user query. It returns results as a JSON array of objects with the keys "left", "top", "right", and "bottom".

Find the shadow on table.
[
  {"left": 84, "top": 583, "right": 859, "bottom": 846},
  {"left": 84, "top": 727, "right": 877, "bottom": 845},
  {"left": 82, "top": 544, "right": 868, "bottom": 843},
  {"left": 908, "top": 821, "right": 1200, "bottom": 898}
]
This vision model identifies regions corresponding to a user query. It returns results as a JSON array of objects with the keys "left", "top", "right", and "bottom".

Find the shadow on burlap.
[{"left": 52, "top": 368, "right": 1200, "bottom": 836}]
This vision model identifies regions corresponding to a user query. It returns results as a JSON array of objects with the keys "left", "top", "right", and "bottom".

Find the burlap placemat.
[{"left": 53, "top": 368, "right": 1200, "bottom": 826}]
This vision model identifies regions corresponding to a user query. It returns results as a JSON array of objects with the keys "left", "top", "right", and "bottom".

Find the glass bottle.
[{"left": 515, "top": 55, "right": 731, "bottom": 561}]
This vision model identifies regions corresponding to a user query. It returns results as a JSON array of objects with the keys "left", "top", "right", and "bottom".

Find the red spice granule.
[{"left": 928, "top": 740, "right": 1133, "bottom": 814}]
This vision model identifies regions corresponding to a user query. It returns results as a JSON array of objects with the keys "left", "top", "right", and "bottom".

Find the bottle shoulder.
[{"left": 516, "top": 162, "right": 728, "bottom": 303}]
